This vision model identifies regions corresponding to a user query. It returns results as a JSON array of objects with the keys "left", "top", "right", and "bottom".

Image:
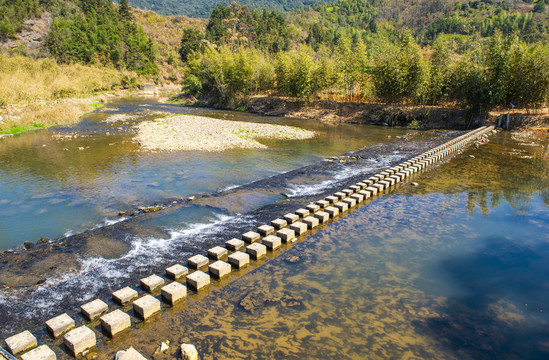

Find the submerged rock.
[{"left": 180, "top": 344, "right": 198, "bottom": 360}]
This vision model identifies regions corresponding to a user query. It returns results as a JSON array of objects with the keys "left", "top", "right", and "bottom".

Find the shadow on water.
[{"left": 417, "top": 236, "right": 549, "bottom": 360}]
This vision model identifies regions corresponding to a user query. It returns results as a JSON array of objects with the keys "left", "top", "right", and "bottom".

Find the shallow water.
[
  {"left": 0, "top": 96, "right": 412, "bottom": 250},
  {"left": 88, "top": 130, "right": 549, "bottom": 360}
]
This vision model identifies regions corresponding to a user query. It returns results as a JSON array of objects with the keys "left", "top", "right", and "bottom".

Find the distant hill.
[{"left": 126, "top": 0, "right": 327, "bottom": 17}]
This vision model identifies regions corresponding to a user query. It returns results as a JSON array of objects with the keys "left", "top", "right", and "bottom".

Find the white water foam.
[
  {"left": 285, "top": 154, "right": 405, "bottom": 198},
  {"left": 0, "top": 213, "right": 253, "bottom": 320}
]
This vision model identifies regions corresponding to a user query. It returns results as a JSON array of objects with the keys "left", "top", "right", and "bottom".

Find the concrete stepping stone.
[
  {"left": 46, "top": 313, "right": 75, "bottom": 338},
  {"left": 351, "top": 193, "right": 364, "bottom": 203},
  {"left": 242, "top": 231, "right": 260, "bottom": 243},
  {"left": 270, "top": 218, "right": 287, "bottom": 230},
  {"left": 186, "top": 270, "right": 210, "bottom": 291},
  {"left": 295, "top": 208, "right": 310, "bottom": 218},
  {"left": 325, "top": 206, "right": 339, "bottom": 218},
  {"left": 314, "top": 200, "right": 329, "bottom": 208},
  {"left": 112, "top": 287, "right": 138, "bottom": 306},
  {"left": 5, "top": 330, "right": 37, "bottom": 355},
  {"left": 207, "top": 246, "right": 228, "bottom": 260},
  {"left": 283, "top": 213, "right": 299, "bottom": 224},
  {"left": 208, "top": 261, "right": 232, "bottom": 279},
  {"left": 228, "top": 251, "right": 250, "bottom": 269},
  {"left": 81, "top": 299, "right": 108, "bottom": 321},
  {"left": 343, "top": 198, "right": 356, "bottom": 208},
  {"left": 276, "top": 228, "right": 296, "bottom": 243},
  {"left": 334, "top": 201, "right": 348, "bottom": 212},
  {"left": 133, "top": 295, "right": 161, "bottom": 320},
  {"left": 117, "top": 347, "right": 147, "bottom": 360},
  {"left": 161, "top": 282, "right": 187, "bottom": 305},
  {"left": 21, "top": 345, "right": 56, "bottom": 360},
  {"left": 140, "top": 275, "right": 165, "bottom": 293},
  {"left": 257, "top": 225, "right": 275, "bottom": 236},
  {"left": 306, "top": 203, "right": 320, "bottom": 213},
  {"left": 261, "top": 235, "right": 281, "bottom": 250},
  {"left": 63, "top": 326, "right": 96, "bottom": 357},
  {"left": 225, "top": 238, "right": 245, "bottom": 251},
  {"left": 165, "top": 264, "right": 188, "bottom": 281},
  {"left": 290, "top": 221, "right": 308, "bottom": 236},
  {"left": 188, "top": 254, "right": 209, "bottom": 270},
  {"left": 314, "top": 211, "right": 329, "bottom": 223},
  {"left": 100, "top": 310, "right": 131, "bottom": 337},
  {"left": 325, "top": 196, "right": 338, "bottom": 204},
  {"left": 303, "top": 216, "right": 319, "bottom": 229},
  {"left": 246, "top": 243, "right": 267, "bottom": 259},
  {"left": 333, "top": 192, "right": 346, "bottom": 200}
]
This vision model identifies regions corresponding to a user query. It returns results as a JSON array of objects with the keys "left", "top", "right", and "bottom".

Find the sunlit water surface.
[
  {"left": 91, "top": 130, "right": 549, "bottom": 360},
  {"left": 0, "top": 96, "right": 412, "bottom": 249}
]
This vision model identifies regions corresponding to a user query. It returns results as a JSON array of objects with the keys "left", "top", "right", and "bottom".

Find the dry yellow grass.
[{"left": 0, "top": 54, "right": 124, "bottom": 105}]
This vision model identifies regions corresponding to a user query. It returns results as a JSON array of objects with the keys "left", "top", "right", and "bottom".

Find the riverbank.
[
  {"left": 244, "top": 95, "right": 549, "bottom": 131},
  {"left": 134, "top": 114, "right": 316, "bottom": 151}
]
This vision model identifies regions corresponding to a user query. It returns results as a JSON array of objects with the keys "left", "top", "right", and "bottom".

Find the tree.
[
  {"left": 119, "top": 0, "right": 132, "bottom": 21},
  {"left": 179, "top": 28, "right": 203, "bottom": 62}
]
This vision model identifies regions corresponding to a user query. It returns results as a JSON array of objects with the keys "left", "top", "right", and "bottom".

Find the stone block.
[
  {"left": 389, "top": 175, "right": 400, "bottom": 184},
  {"left": 334, "top": 201, "right": 348, "bottom": 212},
  {"left": 342, "top": 197, "right": 356, "bottom": 208},
  {"left": 363, "top": 179, "right": 374, "bottom": 186},
  {"left": 188, "top": 254, "right": 209, "bottom": 270},
  {"left": 63, "top": 326, "right": 96, "bottom": 357},
  {"left": 100, "top": 310, "right": 131, "bottom": 337},
  {"left": 270, "top": 218, "right": 287, "bottom": 230},
  {"left": 225, "top": 238, "right": 245, "bottom": 251},
  {"left": 246, "top": 243, "right": 267, "bottom": 259},
  {"left": 342, "top": 189, "right": 354, "bottom": 196},
  {"left": 207, "top": 246, "right": 228, "bottom": 260},
  {"left": 333, "top": 192, "right": 346, "bottom": 200},
  {"left": 314, "top": 211, "right": 329, "bottom": 223},
  {"left": 365, "top": 186, "right": 378, "bottom": 195},
  {"left": 180, "top": 344, "right": 199, "bottom": 360},
  {"left": 356, "top": 182, "right": 367, "bottom": 189},
  {"left": 118, "top": 347, "right": 147, "bottom": 360},
  {"left": 351, "top": 193, "right": 364, "bottom": 203},
  {"left": 315, "top": 200, "right": 329, "bottom": 208},
  {"left": 257, "top": 225, "right": 275, "bottom": 236},
  {"left": 261, "top": 235, "right": 281, "bottom": 250},
  {"left": 208, "top": 261, "right": 231, "bottom": 279},
  {"left": 186, "top": 270, "right": 210, "bottom": 291},
  {"left": 295, "top": 208, "right": 310, "bottom": 218},
  {"left": 283, "top": 213, "right": 299, "bottom": 224},
  {"left": 290, "top": 221, "right": 308, "bottom": 236},
  {"left": 276, "top": 228, "right": 296, "bottom": 243},
  {"left": 242, "top": 231, "right": 260, "bottom": 243},
  {"left": 325, "top": 196, "right": 338, "bottom": 204},
  {"left": 306, "top": 203, "right": 320, "bottom": 213},
  {"left": 5, "top": 331, "right": 37, "bottom": 355},
  {"left": 20, "top": 345, "right": 56, "bottom": 360},
  {"left": 112, "top": 287, "right": 138, "bottom": 306},
  {"left": 303, "top": 216, "right": 319, "bottom": 229},
  {"left": 46, "top": 313, "right": 75, "bottom": 338},
  {"left": 379, "top": 180, "right": 391, "bottom": 188},
  {"left": 133, "top": 295, "right": 161, "bottom": 320},
  {"left": 358, "top": 190, "right": 371, "bottom": 199},
  {"left": 325, "top": 206, "right": 339, "bottom": 218},
  {"left": 140, "top": 274, "right": 165, "bottom": 293},
  {"left": 81, "top": 299, "right": 108, "bottom": 321},
  {"left": 372, "top": 183, "right": 385, "bottom": 192},
  {"left": 165, "top": 264, "right": 188, "bottom": 281},
  {"left": 161, "top": 282, "right": 187, "bottom": 305},
  {"left": 349, "top": 185, "right": 361, "bottom": 192},
  {"left": 228, "top": 251, "right": 250, "bottom": 269}
]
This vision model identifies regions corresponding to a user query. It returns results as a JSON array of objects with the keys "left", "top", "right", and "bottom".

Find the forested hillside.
[{"left": 126, "top": 0, "right": 326, "bottom": 17}]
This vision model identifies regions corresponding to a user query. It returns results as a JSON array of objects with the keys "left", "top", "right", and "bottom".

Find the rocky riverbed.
[{"left": 134, "top": 114, "right": 316, "bottom": 151}]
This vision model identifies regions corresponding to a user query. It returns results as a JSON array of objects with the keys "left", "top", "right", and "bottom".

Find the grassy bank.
[{"left": 0, "top": 54, "right": 130, "bottom": 133}]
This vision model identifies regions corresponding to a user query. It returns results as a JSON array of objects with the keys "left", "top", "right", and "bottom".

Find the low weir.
[{"left": 1, "top": 126, "right": 496, "bottom": 360}]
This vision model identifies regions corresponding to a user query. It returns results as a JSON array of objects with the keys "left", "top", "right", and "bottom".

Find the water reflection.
[
  {"left": 89, "top": 131, "right": 548, "bottom": 360},
  {"left": 0, "top": 96, "right": 413, "bottom": 249}
]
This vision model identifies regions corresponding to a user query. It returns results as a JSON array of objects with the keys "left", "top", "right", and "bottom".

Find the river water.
[
  {"left": 1, "top": 96, "right": 548, "bottom": 359},
  {"left": 0, "top": 96, "right": 412, "bottom": 250},
  {"left": 90, "top": 129, "right": 548, "bottom": 360}
]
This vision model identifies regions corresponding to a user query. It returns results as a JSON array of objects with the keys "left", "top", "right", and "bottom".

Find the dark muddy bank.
[
  {"left": 245, "top": 96, "right": 549, "bottom": 130},
  {"left": 0, "top": 129, "right": 464, "bottom": 339}
]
